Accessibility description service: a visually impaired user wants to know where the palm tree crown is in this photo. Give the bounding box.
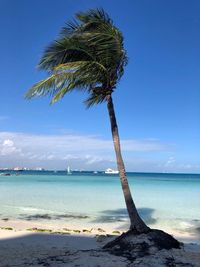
[26,8,128,106]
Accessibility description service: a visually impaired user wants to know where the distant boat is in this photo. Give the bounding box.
[105,168,119,174]
[67,166,72,175]
[93,171,98,174]
[35,167,45,171]
[13,167,24,171]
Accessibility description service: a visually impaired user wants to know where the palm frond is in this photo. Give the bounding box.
[50,86,70,104]
[26,8,128,107]
[76,8,112,25]
[54,60,108,75]
[38,38,94,71]
[84,92,107,108]
[25,72,74,99]
[54,61,109,87]
[60,19,80,37]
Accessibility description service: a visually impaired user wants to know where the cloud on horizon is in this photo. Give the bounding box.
[0,131,199,172]
[0,131,169,170]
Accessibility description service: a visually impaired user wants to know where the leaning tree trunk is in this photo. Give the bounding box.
[107,94,149,233]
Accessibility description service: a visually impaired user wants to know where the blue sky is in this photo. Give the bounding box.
[0,0,199,172]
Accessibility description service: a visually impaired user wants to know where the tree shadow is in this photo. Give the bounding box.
[0,232,104,266]
[92,207,157,225]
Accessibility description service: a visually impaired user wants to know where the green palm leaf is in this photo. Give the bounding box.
[26,8,128,106]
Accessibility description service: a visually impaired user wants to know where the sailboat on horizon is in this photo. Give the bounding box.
[67,166,72,175]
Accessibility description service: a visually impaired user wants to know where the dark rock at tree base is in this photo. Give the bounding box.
[103,229,181,260]
[147,229,181,250]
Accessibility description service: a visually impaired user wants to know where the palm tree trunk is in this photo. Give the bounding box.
[107,94,150,233]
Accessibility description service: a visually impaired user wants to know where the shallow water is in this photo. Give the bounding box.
[0,171,200,243]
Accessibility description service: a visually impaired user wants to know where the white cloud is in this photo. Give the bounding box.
[0,139,21,156]
[0,131,167,170]
[121,139,165,152]
[164,156,176,167]
[161,156,200,173]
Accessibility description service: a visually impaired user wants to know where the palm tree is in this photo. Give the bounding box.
[26,8,149,233]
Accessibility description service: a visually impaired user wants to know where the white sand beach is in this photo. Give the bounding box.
[0,221,200,267]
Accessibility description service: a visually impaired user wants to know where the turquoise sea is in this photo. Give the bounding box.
[0,171,200,243]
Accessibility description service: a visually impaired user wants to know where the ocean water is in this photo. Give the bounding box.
[0,171,200,243]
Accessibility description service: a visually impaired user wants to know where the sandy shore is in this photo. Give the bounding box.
[0,220,200,266]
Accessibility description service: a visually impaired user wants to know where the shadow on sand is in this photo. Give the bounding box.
[0,232,103,267]
[92,207,157,225]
